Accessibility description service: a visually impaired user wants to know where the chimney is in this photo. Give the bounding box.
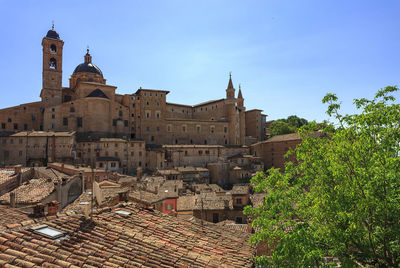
[84,203,90,219]
[79,172,85,192]
[47,201,59,216]
[33,203,45,218]
[10,192,16,208]
[118,191,128,202]
[13,165,21,175]
[137,167,142,181]
[55,182,62,203]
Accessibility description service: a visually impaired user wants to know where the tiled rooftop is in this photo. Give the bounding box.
[177,193,234,211]
[0,207,32,230]
[0,203,255,267]
[230,185,251,195]
[0,177,55,204]
[0,169,17,185]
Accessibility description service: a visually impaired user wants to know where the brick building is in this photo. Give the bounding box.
[0,27,266,148]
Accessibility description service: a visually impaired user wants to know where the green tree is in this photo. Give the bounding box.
[244,86,400,267]
[269,115,308,137]
[286,115,308,128]
[269,120,297,137]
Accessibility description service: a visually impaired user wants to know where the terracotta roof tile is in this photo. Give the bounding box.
[0,202,254,267]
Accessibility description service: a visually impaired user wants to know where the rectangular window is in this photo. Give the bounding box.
[1,123,5,129]
[18,151,22,157]
[196,125,201,133]
[24,124,27,130]
[19,139,23,144]
[113,119,117,126]
[182,125,186,132]
[124,120,128,127]
[4,151,9,159]
[224,126,228,133]
[77,117,83,127]
[8,118,11,122]
[146,127,150,132]
[156,111,160,119]
[63,117,68,126]
[52,114,55,119]
[32,115,36,121]
[13,123,18,130]
[167,124,172,132]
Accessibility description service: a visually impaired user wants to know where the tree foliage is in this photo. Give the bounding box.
[245,86,400,267]
[269,115,308,137]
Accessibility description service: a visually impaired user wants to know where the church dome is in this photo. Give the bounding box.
[73,49,103,77]
[73,62,103,77]
[46,29,60,39]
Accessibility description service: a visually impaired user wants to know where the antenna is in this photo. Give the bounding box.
[52,21,54,30]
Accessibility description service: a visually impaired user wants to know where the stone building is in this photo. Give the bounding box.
[0,131,75,167]
[250,133,303,171]
[245,109,267,143]
[75,138,146,173]
[0,26,266,147]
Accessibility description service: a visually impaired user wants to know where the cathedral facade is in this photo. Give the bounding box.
[0,27,266,146]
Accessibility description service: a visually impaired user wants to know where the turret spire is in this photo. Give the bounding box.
[226,72,235,99]
[238,84,243,99]
[227,72,234,90]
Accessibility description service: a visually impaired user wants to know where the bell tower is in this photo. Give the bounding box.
[40,24,64,107]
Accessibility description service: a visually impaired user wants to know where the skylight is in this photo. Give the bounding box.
[31,225,65,239]
[115,210,131,215]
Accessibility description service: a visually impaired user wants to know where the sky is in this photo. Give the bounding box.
[0,0,399,123]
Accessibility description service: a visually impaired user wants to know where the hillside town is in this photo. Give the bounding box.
[0,26,308,266]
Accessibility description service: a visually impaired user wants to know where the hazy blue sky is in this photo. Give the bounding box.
[1,0,399,122]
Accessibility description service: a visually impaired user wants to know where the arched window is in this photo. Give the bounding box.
[49,58,56,69]
[50,44,57,53]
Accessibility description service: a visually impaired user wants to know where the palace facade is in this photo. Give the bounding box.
[0,26,266,146]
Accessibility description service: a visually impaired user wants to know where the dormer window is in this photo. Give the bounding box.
[50,44,57,53]
[49,58,56,69]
